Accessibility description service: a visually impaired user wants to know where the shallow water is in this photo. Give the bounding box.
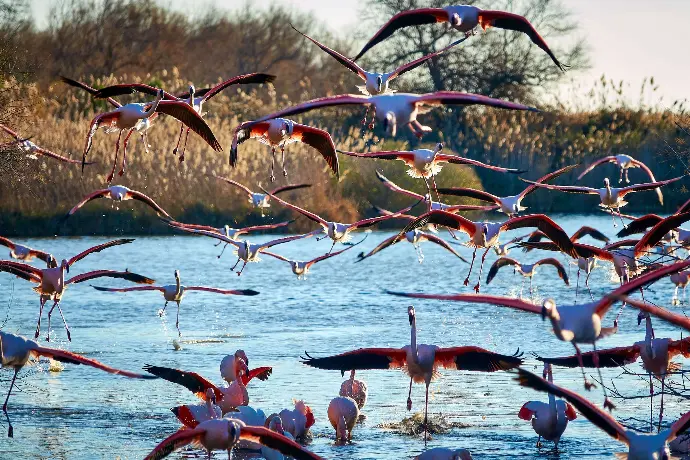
[0,214,689,459]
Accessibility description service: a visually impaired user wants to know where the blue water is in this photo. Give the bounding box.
[0,214,687,459]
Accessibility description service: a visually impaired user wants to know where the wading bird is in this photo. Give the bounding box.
[486,257,569,297]
[328,396,359,443]
[91,270,259,335]
[0,236,55,267]
[301,305,523,444]
[212,175,311,217]
[62,185,172,220]
[356,228,467,264]
[353,5,569,71]
[220,350,272,385]
[0,124,90,165]
[278,400,317,440]
[0,330,155,437]
[266,238,363,279]
[671,271,690,305]
[340,370,368,409]
[578,154,664,203]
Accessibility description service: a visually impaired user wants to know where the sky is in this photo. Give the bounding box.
[29,0,690,108]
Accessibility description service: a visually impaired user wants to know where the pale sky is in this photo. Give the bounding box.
[30,0,690,108]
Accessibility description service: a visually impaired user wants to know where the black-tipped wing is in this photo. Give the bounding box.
[301,348,407,373]
[155,101,222,151]
[437,347,523,372]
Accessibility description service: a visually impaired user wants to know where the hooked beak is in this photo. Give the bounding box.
[376,75,383,92]
[540,305,547,321]
[637,315,643,326]
[451,13,462,27]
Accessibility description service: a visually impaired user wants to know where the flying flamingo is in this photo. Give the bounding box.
[171,388,222,428]
[0,124,91,165]
[91,270,260,336]
[514,367,690,460]
[0,330,156,437]
[578,154,664,203]
[537,311,690,433]
[339,142,527,201]
[328,396,359,443]
[356,229,468,264]
[414,448,473,460]
[301,305,523,444]
[518,363,577,450]
[398,209,577,292]
[211,175,311,217]
[0,239,154,341]
[143,418,323,460]
[0,236,55,267]
[266,238,364,279]
[82,88,222,183]
[278,400,317,440]
[62,185,173,221]
[340,370,368,409]
[615,197,690,239]
[437,165,579,216]
[524,226,610,249]
[231,118,338,181]
[93,73,276,161]
[485,257,569,297]
[386,260,690,411]
[520,176,684,227]
[352,5,569,71]
[245,91,537,138]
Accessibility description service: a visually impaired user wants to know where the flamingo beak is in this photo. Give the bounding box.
[451,13,462,27]
[540,305,547,321]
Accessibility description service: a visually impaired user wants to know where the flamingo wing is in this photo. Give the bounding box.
[292,25,366,79]
[155,101,222,151]
[576,156,616,180]
[0,124,21,140]
[0,235,16,250]
[64,188,111,217]
[183,287,260,296]
[301,348,408,372]
[60,76,121,108]
[0,260,42,274]
[401,210,476,237]
[435,154,526,174]
[385,291,543,315]
[158,219,221,234]
[375,170,425,200]
[570,226,609,244]
[619,176,684,197]
[241,220,294,233]
[261,189,328,226]
[34,146,89,165]
[519,180,599,195]
[143,427,206,460]
[211,175,254,199]
[436,346,524,372]
[634,212,690,257]
[352,200,421,229]
[668,337,690,359]
[388,37,466,80]
[519,164,580,199]
[355,234,401,262]
[91,285,163,293]
[501,214,578,258]
[66,270,155,285]
[486,257,520,284]
[262,251,291,264]
[418,233,468,262]
[259,232,316,250]
[242,367,273,385]
[677,197,690,214]
[619,296,690,332]
[630,158,664,204]
[229,121,270,167]
[127,190,173,219]
[143,365,221,401]
[668,410,690,441]
[291,123,339,176]
[415,91,538,112]
[436,187,500,204]
[250,94,370,125]
[201,73,276,101]
[67,238,134,266]
[239,425,323,460]
[94,83,177,100]
[0,263,42,283]
[534,258,569,284]
[308,239,361,266]
[616,214,663,238]
[33,346,157,379]
[513,368,628,442]
[270,184,312,195]
[165,225,242,248]
[536,345,641,369]
[353,8,449,61]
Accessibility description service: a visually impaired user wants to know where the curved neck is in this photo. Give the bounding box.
[410,317,418,359]
[645,315,655,341]
[142,91,163,117]
[175,273,181,296]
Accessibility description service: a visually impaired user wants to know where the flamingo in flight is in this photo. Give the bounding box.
[93,73,276,161]
[143,417,322,460]
[514,367,690,460]
[521,176,684,227]
[266,237,364,279]
[537,311,690,433]
[352,5,569,71]
[356,228,468,265]
[518,363,577,451]
[0,330,156,437]
[340,142,527,201]
[91,270,260,336]
[231,118,338,181]
[82,88,222,183]
[301,305,524,444]
[264,187,420,253]
[437,164,579,216]
[62,185,172,221]
[386,260,690,411]
[0,124,90,165]
[211,174,311,217]
[399,209,577,292]
[245,91,537,138]
[0,236,55,267]
[578,154,664,202]
[485,257,569,297]
[0,239,154,341]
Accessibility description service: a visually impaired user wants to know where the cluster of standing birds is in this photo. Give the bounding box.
[4,4,690,460]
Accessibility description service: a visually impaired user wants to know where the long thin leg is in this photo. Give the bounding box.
[119,128,134,176]
[423,178,433,211]
[217,242,230,259]
[431,175,440,202]
[536,435,542,448]
[473,247,491,293]
[575,269,581,303]
[46,300,60,342]
[592,342,615,410]
[281,146,287,177]
[231,258,241,271]
[585,270,594,300]
[464,249,477,286]
[107,130,123,184]
[619,168,624,183]
[610,209,617,228]
[617,206,626,228]
[35,297,47,338]
[159,301,168,317]
[573,343,595,390]
[658,376,666,433]
[649,373,654,432]
[56,303,71,342]
[237,260,248,276]
[3,367,19,437]
[175,301,181,337]
[529,277,533,298]
[328,239,336,254]
[172,123,184,155]
[406,378,413,410]
[180,128,190,162]
[423,383,430,446]
[270,147,276,182]
[624,168,630,184]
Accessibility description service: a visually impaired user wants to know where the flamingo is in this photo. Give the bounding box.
[62,185,173,221]
[670,271,690,305]
[518,363,577,450]
[82,88,222,183]
[398,210,577,292]
[353,5,569,71]
[266,237,364,279]
[278,400,317,440]
[263,416,296,460]
[233,405,268,450]
[521,176,684,227]
[328,396,359,443]
[219,350,273,386]
[231,118,338,181]
[340,370,368,409]
[301,305,523,444]
[93,73,276,161]
[492,233,533,257]
[578,154,664,203]
[91,270,260,336]
[340,142,527,201]
[0,236,55,267]
[414,448,473,460]
[171,388,222,428]
[0,330,156,437]
[514,367,690,460]
[615,197,690,239]
[211,175,311,216]
[0,124,91,165]
[386,260,690,410]
[0,238,153,341]
[245,91,537,138]
[485,257,569,297]
[143,417,322,460]
[537,311,690,433]
[437,165,579,216]
[356,229,467,264]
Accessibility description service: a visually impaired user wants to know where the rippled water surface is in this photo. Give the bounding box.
[1,214,689,459]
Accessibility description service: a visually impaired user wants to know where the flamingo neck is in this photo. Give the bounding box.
[174,273,181,297]
[142,91,163,118]
[645,316,655,341]
[410,318,418,360]
[546,370,556,411]
[206,397,215,418]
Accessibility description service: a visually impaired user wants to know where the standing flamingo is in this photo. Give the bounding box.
[0,236,55,267]
[301,305,523,444]
[328,396,359,443]
[671,271,690,305]
[340,370,368,409]
[0,124,91,165]
[278,400,317,440]
[211,175,311,216]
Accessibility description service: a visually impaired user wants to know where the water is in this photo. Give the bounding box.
[0,214,688,459]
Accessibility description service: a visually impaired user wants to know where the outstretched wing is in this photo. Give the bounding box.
[155,101,222,151]
[415,91,538,112]
[143,427,206,460]
[67,239,134,266]
[241,366,273,385]
[301,348,407,373]
[435,346,524,372]
[577,156,616,180]
[418,233,468,262]
[291,25,366,79]
[66,270,155,285]
[201,73,276,101]
[127,190,173,219]
[35,347,157,379]
[570,226,609,244]
[239,425,324,460]
[616,214,663,238]
[534,258,569,285]
[519,164,580,199]
[486,257,520,284]
[536,345,641,369]
[389,37,467,80]
[386,291,543,315]
[292,124,339,177]
[142,364,221,401]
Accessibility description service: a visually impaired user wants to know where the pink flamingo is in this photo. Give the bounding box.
[211,175,311,216]
[578,154,664,203]
[485,257,569,297]
[63,185,172,220]
[266,238,364,279]
[356,229,467,265]
[0,236,55,267]
[0,124,92,165]
[171,388,222,428]
[328,396,359,443]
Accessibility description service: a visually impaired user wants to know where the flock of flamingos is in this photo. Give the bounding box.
[3,4,690,459]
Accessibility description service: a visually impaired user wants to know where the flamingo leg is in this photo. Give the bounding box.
[159,301,168,317]
[46,299,60,342]
[281,145,287,177]
[592,342,615,410]
[585,270,594,300]
[231,258,241,271]
[422,383,430,446]
[529,276,533,298]
[658,376,666,432]
[618,167,624,183]
[423,178,433,211]
[618,207,627,228]
[406,378,413,411]
[172,123,184,155]
[141,130,150,153]
[106,130,123,184]
[649,373,654,432]
[575,269,580,303]
[624,168,630,184]
[674,286,680,305]
[175,301,181,337]
[573,343,595,390]
[609,209,617,228]
[56,302,71,342]
[179,128,190,162]
[217,242,230,259]
[536,435,542,448]
[119,128,134,177]
[431,175,440,202]
[35,296,47,339]
[472,247,491,293]
[270,147,276,182]
[464,249,477,286]
[3,368,18,437]
[236,260,248,276]
[328,239,337,254]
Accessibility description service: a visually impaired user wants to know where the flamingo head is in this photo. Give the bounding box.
[637,310,650,326]
[223,224,231,237]
[454,450,473,460]
[60,259,69,274]
[174,269,180,279]
[376,74,383,92]
[156,88,165,99]
[481,224,489,239]
[542,362,552,380]
[382,112,397,136]
[235,357,248,378]
[434,142,443,153]
[188,84,195,98]
[227,420,241,446]
[268,415,284,435]
[408,305,415,325]
[280,120,294,138]
[205,388,216,405]
[603,177,610,187]
[235,349,248,367]
[349,369,356,380]
[541,299,557,321]
[450,13,462,27]
[47,255,58,268]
